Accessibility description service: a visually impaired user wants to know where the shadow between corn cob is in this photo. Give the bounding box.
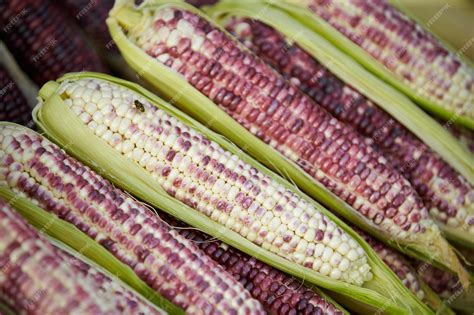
[0,197,163,314]
[58,0,117,54]
[33,71,435,314]
[0,123,264,314]
[269,0,474,130]
[205,2,474,250]
[105,0,468,286]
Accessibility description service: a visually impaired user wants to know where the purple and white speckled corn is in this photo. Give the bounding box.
[125,6,440,244]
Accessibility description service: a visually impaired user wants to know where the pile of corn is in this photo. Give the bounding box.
[0,0,472,314]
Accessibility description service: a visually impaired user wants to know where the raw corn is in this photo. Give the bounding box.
[220,16,474,245]
[47,77,371,286]
[277,0,474,127]
[163,214,345,314]
[0,123,264,314]
[0,0,108,86]
[0,198,162,315]
[108,1,466,281]
[0,65,32,126]
[35,72,437,314]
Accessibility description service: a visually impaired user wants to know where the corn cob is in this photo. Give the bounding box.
[0,198,162,315]
[108,0,466,279]
[0,124,264,314]
[0,0,108,86]
[35,73,436,314]
[0,65,32,126]
[274,0,474,128]
[219,16,474,246]
[120,2,424,238]
[162,214,345,315]
[208,1,474,183]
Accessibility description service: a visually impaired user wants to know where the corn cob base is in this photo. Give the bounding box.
[0,123,264,314]
[221,17,474,240]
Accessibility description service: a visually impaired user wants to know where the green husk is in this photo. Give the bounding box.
[106,0,469,286]
[205,0,474,261]
[268,0,474,130]
[33,71,433,314]
[0,183,182,315]
[449,283,474,313]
